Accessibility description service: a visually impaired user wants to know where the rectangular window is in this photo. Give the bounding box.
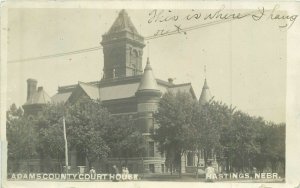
[149,164,155,173]
[161,164,165,173]
[187,152,194,166]
[149,141,154,157]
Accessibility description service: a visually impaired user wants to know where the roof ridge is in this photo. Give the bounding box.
[168,83,192,88]
[79,81,98,87]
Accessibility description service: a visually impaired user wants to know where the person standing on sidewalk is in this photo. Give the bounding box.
[205,161,216,182]
[112,165,119,182]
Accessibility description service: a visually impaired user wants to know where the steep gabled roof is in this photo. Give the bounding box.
[78,82,100,100]
[51,92,72,104]
[52,82,100,104]
[168,83,197,99]
[108,9,139,34]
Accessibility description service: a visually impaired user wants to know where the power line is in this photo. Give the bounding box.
[8,46,103,63]
[8,10,256,64]
[7,19,235,63]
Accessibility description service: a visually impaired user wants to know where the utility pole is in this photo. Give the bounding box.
[63,116,69,175]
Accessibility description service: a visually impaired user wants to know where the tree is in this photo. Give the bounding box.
[154,91,198,177]
[35,103,66,172]
[193,100,234,175]
[103,115,147,166]
[7,104,38,173]
[65,98,111,168]
[6,103,23,121]
[220,111,263,172]
[271,123,285,175]
[255,122,285,174]
[35,98,111,170]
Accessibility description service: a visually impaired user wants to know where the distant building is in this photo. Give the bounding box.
[22,10,217,174]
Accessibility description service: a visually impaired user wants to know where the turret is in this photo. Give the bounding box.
[199,78,212,105]
[135,58,161,133]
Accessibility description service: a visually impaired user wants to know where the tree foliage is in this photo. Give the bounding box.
[7,98,149,172]
[220,111,264,172]
[104,115,147,162]
[154,91,198,176]
[193,100,234,168]
[7,91,285,176]
[65,98,111,167]
[7,104,38,172]
[35,103,66,171]
[154,91,286,175]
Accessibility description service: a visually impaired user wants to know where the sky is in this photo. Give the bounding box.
[6,8,287,123]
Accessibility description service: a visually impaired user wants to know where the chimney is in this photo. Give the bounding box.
[27,78,37,101]
[168,78,174,84]
[37,86,43,92]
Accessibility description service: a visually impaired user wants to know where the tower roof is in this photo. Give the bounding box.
[136,58,161,97]
[137,58,159,91]
[108,9,139,34]
[199,79,212,105]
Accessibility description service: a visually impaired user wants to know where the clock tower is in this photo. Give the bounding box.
[101,10,145,80]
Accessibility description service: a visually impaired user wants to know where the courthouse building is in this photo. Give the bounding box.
[22,10,218,174]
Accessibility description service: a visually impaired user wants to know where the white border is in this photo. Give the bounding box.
[1,1,300,188]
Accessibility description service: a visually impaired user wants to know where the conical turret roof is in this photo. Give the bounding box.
[108,9,139,34]
[136,58,161,97]
[199,79,212,105]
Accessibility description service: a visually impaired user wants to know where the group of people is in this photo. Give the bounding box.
[89,166,96,175]
[121,166,129,175]
[112,165,130,182]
